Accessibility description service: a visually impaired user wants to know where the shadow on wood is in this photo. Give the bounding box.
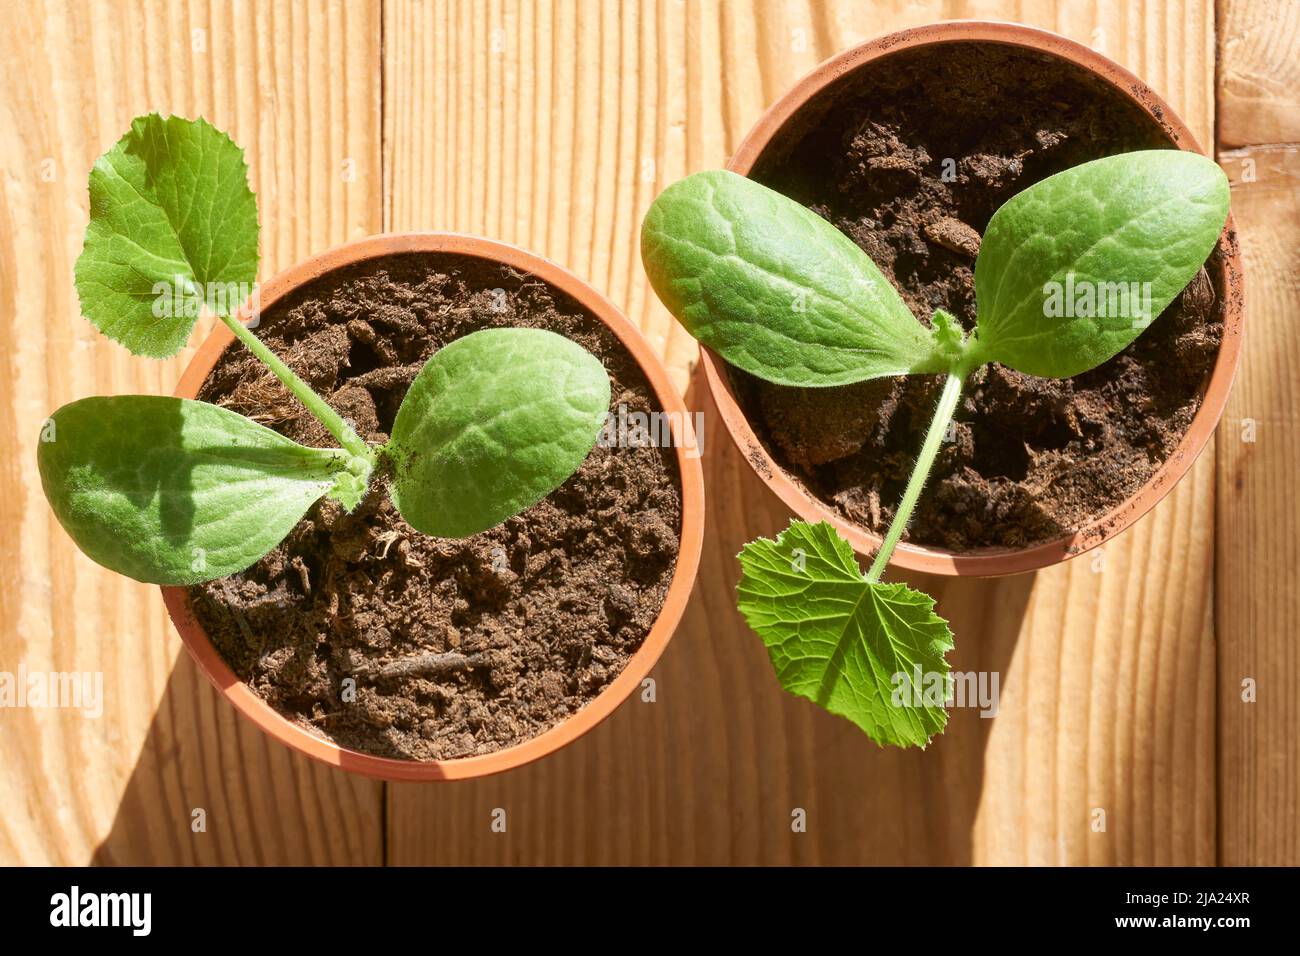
[90,651,383,866]
[381,366,1035,864]
[90,363,1033,865]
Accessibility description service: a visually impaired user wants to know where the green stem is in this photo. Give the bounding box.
[217,313,374,462]
[865,371,965,583]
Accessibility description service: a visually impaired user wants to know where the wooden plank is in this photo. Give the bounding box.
[383,0,1218,865]
[1215,139,1300,865]
[1218,0,1300,148]
[0,0,384,865]
[1215,144,1300,866]
[1216,0,1300,872]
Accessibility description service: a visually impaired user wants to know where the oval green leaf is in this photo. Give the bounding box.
[973,150,1229,378]
[39,397,356,584]
[387,328,610,538]
[641,170,945,386]
[74,114,260,358]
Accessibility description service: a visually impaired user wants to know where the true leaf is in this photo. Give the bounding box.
[931,308,965,361]
[737,520,953,747]
[973,149,1229,378]
[641,170,946,386]
[74,114,260,358]
[38,396,360,584]
[387,328,610,538]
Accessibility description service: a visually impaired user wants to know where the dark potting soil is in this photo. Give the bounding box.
[188,253,682,760]
[740,42,1225,551]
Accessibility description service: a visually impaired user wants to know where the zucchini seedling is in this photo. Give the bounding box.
[642,150,1229,747]
[40,115,609,585]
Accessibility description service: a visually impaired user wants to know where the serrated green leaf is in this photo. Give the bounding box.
[930,307,965,363]
[387,328,610,538]
[737,520,954,748]
[38,396,359,584]
[74,114,260,358]
[641,170,946,386]
[973,150,1229,378]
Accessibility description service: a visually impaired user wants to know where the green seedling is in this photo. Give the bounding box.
[40,114,610,585]
[643,150,1229,747]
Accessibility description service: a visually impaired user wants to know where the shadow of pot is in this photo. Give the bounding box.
[163,233,705,781]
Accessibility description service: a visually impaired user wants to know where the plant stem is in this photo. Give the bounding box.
[217,313,373,462]
[865,371,965,584]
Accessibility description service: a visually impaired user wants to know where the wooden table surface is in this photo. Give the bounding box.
[1,0,1296,866]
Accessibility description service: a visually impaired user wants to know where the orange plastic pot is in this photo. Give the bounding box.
[163,233,705,781]
[705,20,1244,577]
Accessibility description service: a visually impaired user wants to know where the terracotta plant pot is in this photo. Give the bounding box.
[704,20,1244,577]
[163,233,705,781]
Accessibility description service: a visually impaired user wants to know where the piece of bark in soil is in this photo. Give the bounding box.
[356,651,491,682]
[923,216,981,258]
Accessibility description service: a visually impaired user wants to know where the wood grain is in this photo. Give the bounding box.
[1218,0,1300,148]
[4,0,1273,867]
[1214,0,1300,871]
[0,0,384,865]
[382,0,1218,865]
[1214,142,1300,864]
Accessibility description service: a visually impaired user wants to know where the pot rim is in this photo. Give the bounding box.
[163,231,705,781]
[706,18,1244,577]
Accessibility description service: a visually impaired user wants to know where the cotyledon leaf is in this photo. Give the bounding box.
[641,170,948,386]
[973,149,1229,378]
[736,520,954,748]
[38,396,365,584]
[74,114,260,358]
[387,327,611,538]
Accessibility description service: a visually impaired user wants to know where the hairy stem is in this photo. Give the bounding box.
[865,371,965,583]
[218,313,373,462]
